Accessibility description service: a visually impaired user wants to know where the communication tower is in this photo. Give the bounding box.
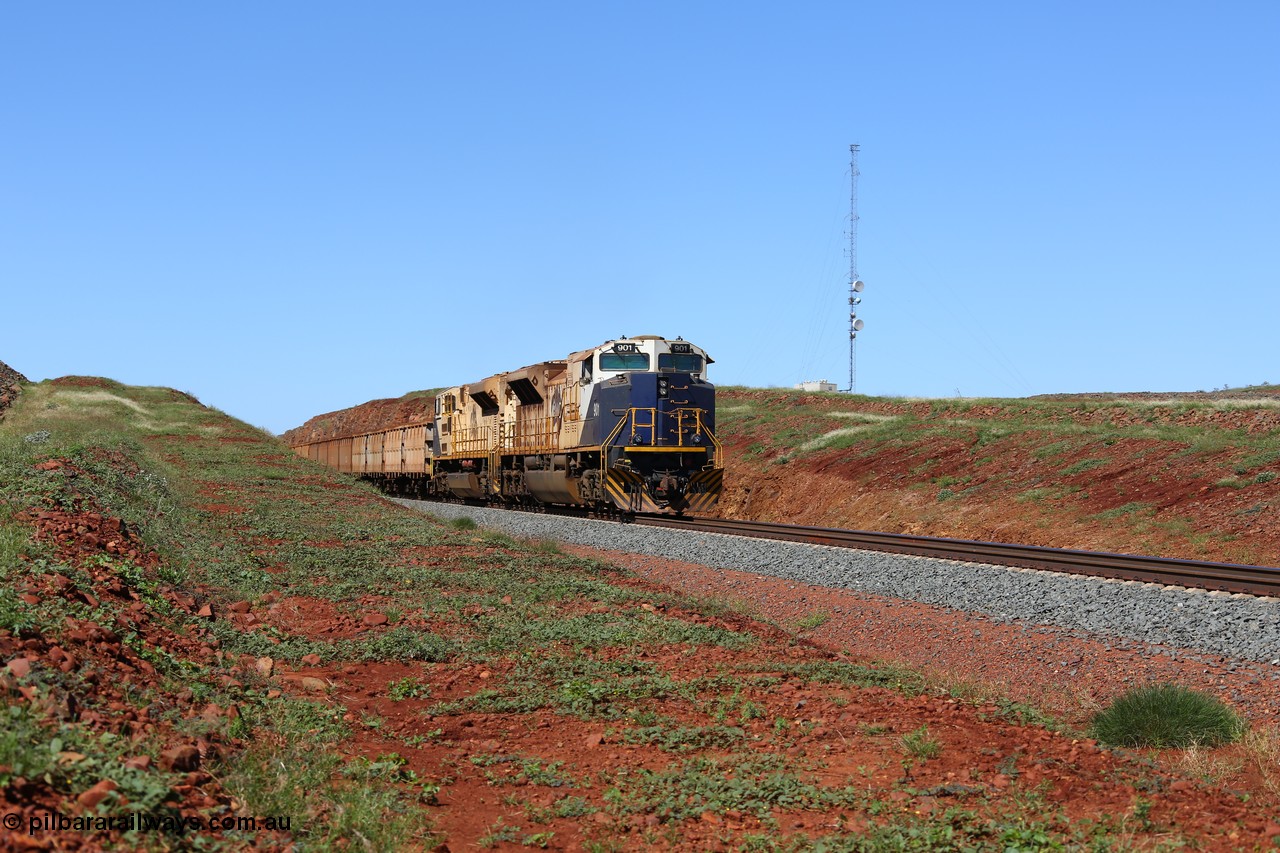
[843,144,865,393]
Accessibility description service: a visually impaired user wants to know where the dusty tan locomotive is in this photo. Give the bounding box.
[290,336,723,513]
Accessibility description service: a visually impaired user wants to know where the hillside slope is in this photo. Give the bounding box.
[280,388,435,445]
[0,358,28,416]
[715,387,1280,566]
[5,377,1279,848]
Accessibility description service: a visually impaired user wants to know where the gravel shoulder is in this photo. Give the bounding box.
[405,501,1280,726]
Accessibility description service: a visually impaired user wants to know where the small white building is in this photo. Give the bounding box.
[795,380,838,392]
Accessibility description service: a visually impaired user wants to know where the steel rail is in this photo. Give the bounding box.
[633,515,1280,598]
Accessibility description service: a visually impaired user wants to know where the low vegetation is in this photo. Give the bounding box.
[1,377,1276,849]
[1090,684,1246,749]
[716,386,1280,565]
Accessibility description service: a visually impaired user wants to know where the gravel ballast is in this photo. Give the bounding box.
[401,500,1280,665]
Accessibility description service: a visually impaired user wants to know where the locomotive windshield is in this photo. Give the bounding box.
[599,352,650,371]
[658,353,704,372]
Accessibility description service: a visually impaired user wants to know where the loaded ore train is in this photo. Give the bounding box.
[289,336,724,514]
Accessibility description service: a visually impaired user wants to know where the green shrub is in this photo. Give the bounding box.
[1090,684,1244,748]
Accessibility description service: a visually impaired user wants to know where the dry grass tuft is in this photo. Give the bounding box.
[1241,725,1280,798]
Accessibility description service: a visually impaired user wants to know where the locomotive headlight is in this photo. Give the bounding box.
[658,377,669,399]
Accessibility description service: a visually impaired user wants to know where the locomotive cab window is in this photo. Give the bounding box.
[599,352,650,371]
[658,353,704,373]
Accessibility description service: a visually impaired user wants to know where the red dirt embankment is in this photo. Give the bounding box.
[714,387,1280,566]
[0,358,28,416]
[281,390,435,446]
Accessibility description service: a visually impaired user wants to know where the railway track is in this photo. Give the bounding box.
[634,514,1280,598]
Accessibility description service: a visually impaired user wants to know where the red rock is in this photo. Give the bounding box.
[228,601,251,614]
[584,733,604,749]
[1170,780,1194,793]
[6,657,31,678]
[19,593,40,605]
[301,654,322,666]
[124,755,152,770]
[76,779,118,810]
[196,604,214,619]
[362,612,388,627]
[160,746,201,772]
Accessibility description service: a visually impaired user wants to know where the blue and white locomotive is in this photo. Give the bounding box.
[430,336,723,513]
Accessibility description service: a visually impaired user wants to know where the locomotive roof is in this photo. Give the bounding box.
[568,335,710,363]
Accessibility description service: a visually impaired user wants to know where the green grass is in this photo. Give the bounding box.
[0,383,458,846]
[621,722,748,753]
[471,753,577,788]
[601,754,864,821]
[0,702,181,818]
[751,659,929,695]
[1090,684,1246,748]
[900,725,942,760]
[388,676,431,700]
[430,655,686,718]
[791,610,830,631]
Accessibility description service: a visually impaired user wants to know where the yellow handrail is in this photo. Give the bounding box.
[601,407,722,468]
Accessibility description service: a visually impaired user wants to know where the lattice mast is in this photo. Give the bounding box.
[844,144,865,393]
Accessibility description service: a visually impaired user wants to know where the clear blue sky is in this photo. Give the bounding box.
[4,2,1277,433]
